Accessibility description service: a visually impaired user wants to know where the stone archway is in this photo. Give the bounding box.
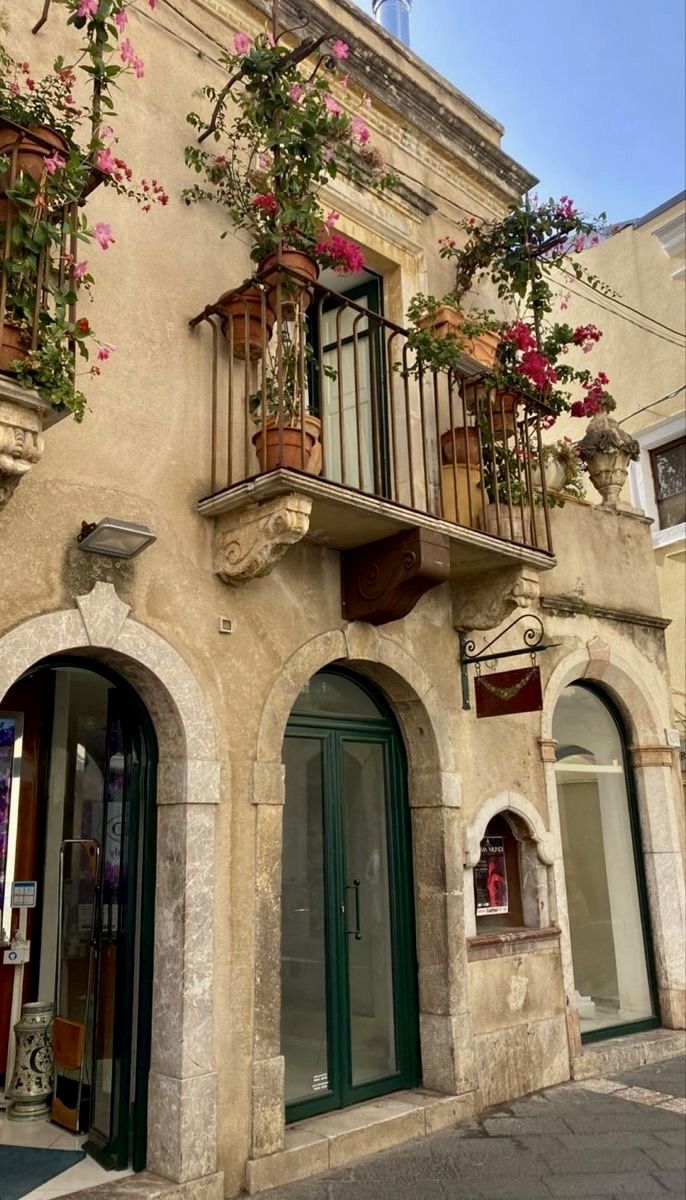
[249,623,475,1161]
[539,645,686,1047]
[0,583,223,1197]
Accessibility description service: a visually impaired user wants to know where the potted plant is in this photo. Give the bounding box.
[249,325,333,473]
[1,1,167,436]
[184,28,395,323]
[575,381,640,506]
[404,291,502,377]
[531,437,586,501]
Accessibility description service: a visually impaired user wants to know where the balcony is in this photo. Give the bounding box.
[191,267,556,618]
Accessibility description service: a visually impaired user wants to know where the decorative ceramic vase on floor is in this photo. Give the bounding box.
[531,454,566,493]
[578,412,640,507]
[7,1000,54,1121]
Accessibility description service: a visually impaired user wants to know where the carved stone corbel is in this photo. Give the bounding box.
[452,565,540,632]
[0,383,48,511]
[213,493,312,585]
[341,527,450,625]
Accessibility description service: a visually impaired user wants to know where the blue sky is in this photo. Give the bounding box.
[354,0,686,222]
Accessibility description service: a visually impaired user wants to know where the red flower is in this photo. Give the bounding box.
[253,193,278,215]
[76,318,90,334]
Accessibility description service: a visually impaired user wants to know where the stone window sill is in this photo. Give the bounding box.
[467,925,561,961]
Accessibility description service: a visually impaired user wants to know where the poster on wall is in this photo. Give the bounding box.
[474,836,509,916]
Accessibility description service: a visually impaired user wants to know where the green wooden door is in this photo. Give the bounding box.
[281,670,420,1122]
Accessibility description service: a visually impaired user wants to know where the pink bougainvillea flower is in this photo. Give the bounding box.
[289,83,303,102]
[97,344,115,361]
[114,7,127,29]
[515,349,557,389]
[73,261,89,280]
[93,222,115,250]
[325,209,340,230]
[148,0,157,7]
[315,233,365,274]
[77,0,98,18]
[331,39,349,60]
[339,75,349,89]
[233,31,251,54]
[252,193,278,215]
[257,152,272,170]
[133,56,144,78]
[43,150,65,176]
[351,115,370,144]
[573,234,586,254]
[502,321,536,352]
[324,94,342,116]
[120,38,136,66]
[96,146,117,174]
[99,123,115,140]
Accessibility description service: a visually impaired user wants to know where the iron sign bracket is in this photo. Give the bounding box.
[459,614,560,711]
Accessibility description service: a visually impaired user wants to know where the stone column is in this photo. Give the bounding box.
[251,760,287,1158]
[147,760,222,1190]
[631,747,686,1030]
[410,770,477,1095]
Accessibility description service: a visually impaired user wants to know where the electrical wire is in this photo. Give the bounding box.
[557,264,686,340]
[618,385,686,425]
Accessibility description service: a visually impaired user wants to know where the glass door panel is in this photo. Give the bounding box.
[281,736,330,1106]
[342,740,397,1087]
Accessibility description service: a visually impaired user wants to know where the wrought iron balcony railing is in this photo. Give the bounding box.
[193,269,555,556]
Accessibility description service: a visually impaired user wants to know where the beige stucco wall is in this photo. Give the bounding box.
[552,198,686,742]
[1,3,685,1197]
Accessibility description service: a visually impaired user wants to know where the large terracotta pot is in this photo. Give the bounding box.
[441,425,480,465]
[420,305,500,370]
[217,286,275,361]
[478,502,532,545]
[252,414,322,474]
[0,321,30,373]
[258,249,319,317]
[0,125,68,189]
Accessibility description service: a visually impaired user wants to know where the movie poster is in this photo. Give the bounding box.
[474,835,509,916]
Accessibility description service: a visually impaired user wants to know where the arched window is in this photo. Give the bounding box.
[553,683,658,1041]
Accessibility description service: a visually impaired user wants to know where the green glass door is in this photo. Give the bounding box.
[281,671,419,1122]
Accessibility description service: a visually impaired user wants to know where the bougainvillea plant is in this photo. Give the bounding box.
[0,1,166,418]
[184,29,396,271]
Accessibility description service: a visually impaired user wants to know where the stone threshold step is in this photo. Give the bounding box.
[245,1088,479,1194]
[572,1027,686,1081]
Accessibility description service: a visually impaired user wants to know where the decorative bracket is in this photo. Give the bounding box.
[341,527,450,625]
[459,613,559,710]
[213,493,312,586]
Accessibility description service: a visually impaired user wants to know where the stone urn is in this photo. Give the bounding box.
[578,412,640,507]
[7,1000,54,1121]
[0,377,64,510]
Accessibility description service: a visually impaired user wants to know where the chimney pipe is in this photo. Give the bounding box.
[373,0,412,47]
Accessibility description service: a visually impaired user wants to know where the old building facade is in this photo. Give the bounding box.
[0,1,684,1198]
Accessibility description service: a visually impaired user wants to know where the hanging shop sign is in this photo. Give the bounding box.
[474,664,543,719]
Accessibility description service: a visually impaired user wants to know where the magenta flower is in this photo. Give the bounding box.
[324,94,342,116]
[325,210,340,230]
[97,344,115,361]
[92,222,115,250]
[77,0,98,17]
[73,261,89,280]
[332,40,349,60]
[114,7,127,29]
[233,32,251,54]
[148,0,157,7]
[315,233,365,275]
[96,147,117,174]
[43,150,65,176]
[133,55,144,78]
[289,83,303,102]
[120,38,136,66]
[351,115,370,144]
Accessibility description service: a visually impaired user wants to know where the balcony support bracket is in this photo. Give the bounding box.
[341,527,450,626]
[214,492,312,586]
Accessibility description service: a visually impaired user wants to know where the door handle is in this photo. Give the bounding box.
[345,880,362,941]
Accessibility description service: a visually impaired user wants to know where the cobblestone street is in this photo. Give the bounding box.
[261,1056,686,1200]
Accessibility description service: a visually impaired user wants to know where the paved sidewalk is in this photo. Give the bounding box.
[260,1055,686,1199]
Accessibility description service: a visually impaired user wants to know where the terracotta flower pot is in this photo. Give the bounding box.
[0,321,30,374]
[478,502,532,545]
[441,425,480,465]
[252,424,318,472]
[217,287,275,361]
[468,388,518,437]
[420,306,500,370]
[0,125,68,189]
[258,249,319,317]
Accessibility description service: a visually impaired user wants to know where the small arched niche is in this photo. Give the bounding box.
[464,798,555,941]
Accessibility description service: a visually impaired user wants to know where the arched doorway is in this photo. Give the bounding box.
[280,668,420,1122]
[0,658,157,1169]
[553,682,659,1042]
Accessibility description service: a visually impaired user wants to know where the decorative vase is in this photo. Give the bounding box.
[531,454,567,493]
[441,425,480,465]
[252,415,322,474]
[420,306,500,370]
[578,412,640,507]
[258,249,319,318]
[217,286,275,361]
[7,1000,54,1121]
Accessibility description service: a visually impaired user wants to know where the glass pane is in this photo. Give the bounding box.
[342,740,397,1086]
[553,685,654,1034]
[281,737,330,1104]
[292,672,380,720]
[321,336,375,491]
[653,441,685,529]
[0,715,22,942]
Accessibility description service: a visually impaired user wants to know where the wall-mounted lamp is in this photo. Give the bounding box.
[77,517,157,559]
